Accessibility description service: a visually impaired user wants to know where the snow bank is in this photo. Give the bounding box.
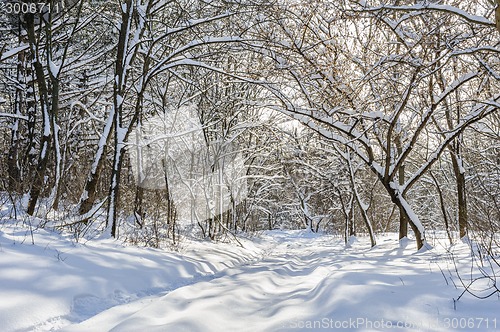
[1,224,499,332]
[0,223,266,332]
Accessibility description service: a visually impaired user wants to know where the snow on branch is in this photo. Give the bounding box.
[451,46,500,56]
[163,12,236,36]
[0,45,30,62]
[434,71,478,104]
[402,94,500,194]
[148,57,261,87]
[389,71,479,180]
[354,2,496,28]
[0,113,29,121]
[145,36,244,83]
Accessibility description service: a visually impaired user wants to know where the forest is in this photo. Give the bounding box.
[0,0,499,251]
[1,1,500,331]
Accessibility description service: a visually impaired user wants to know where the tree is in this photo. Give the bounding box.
[86,0,264,237]
[251,0,499,249]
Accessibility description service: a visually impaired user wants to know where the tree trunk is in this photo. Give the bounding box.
[26,16,52,216]
[347,156,376,247]
[106,130,125,237]
[348,200,355,237]
[133,187,144,228]
[396,139,408,240]
[8,116,21,191]
[49,68,61,211]
[79,108,114,215]
[430,171,453,244]
[27,123,51,216]
[8,47,24,192]
[104,0,134,237]
[23,57,37,174]
[451,154,468,238]
[163,159,177,241]
[495,0,500,33]
[386,182,425,249]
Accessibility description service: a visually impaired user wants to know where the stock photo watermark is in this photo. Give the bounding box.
[287,316,498,330]
[126,105,248,222]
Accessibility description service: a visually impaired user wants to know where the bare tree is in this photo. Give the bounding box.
[252,0,499,249]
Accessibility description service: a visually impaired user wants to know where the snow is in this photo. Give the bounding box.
[0,113,29,121]
[43,105,51,137]
[91,107,114,173]
[358,2,495,27]
[115,95,123,109]
[49,60,61,78]
[435,72,478,104]
[0,45,30,61]
[397,192,425,236]
[0,222,265,332]
[457,157,466,175]
[1,223,499,332]
[40,141,49,160]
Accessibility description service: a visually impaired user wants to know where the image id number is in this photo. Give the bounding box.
[2,1,64,15]
[443,317,497,329]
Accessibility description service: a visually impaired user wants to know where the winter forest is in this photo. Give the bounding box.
[0,0,499,331]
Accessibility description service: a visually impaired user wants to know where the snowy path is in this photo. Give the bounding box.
[2,227,499,332]
[0,226,269,332]
[61,232,344,331]
[59,233,499,332]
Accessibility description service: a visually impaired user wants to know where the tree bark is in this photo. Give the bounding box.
[26,15,53,216]
[451,153,468,238]
[347,155,375,247]
[396,137,408,240]
[430,171,453,244]
[78,110,114,215]
[385,181,425,249]
[7,42,24,192]
[495,0,500,33]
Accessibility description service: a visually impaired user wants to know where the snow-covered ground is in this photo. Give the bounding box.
[1,222,499,332]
